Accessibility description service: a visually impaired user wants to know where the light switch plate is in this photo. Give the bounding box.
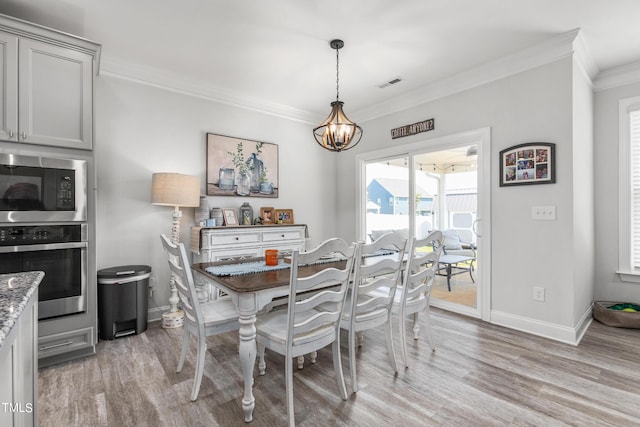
[532,206,556,220]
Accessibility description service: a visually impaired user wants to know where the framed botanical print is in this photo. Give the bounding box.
[206,133,279,198]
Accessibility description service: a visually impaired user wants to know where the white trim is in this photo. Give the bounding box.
[147,305,169,323]
[618,97,640,281]
[100,55,318,124]
[431,299,480,319]
[595,60,640,92]
[617,271,640,283]
[491,308,592,346]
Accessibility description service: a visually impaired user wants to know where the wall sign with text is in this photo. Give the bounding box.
[391,118,434,139]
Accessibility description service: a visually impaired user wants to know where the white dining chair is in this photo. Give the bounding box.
[255,238,359,427]
[160,234,240,401]
[397,230,444,367]
[367,230,444,368]
[338,232,408,392]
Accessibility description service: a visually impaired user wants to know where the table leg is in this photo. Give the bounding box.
[446,264,452,291]
[238,311,257,422]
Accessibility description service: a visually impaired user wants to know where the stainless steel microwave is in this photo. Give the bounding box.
[0,154,87,222]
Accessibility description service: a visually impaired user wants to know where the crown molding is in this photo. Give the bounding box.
[354,29,585,122]
[100,56,319,124]
[572,29,599,83]
[594,60,640,91]
[100,29,595,125]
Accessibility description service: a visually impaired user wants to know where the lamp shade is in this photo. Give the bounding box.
[151,173,200,207]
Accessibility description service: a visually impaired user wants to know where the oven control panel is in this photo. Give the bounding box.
[0,225,84,245]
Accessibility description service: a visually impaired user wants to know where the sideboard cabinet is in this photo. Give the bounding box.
[0,14,100,150]
[191,224,308,263]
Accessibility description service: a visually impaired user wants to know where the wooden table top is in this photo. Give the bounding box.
[192,257,347,293]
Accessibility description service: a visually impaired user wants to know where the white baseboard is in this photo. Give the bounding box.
[491,306,593,346]
[147,305,169,323]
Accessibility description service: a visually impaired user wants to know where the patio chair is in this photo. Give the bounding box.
[442,229,476,258]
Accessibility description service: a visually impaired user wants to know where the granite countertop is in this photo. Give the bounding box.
[0,271,44,349]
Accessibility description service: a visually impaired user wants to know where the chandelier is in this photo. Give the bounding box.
[313,39,363,152]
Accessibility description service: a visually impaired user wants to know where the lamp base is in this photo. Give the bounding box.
[162,309,184,329]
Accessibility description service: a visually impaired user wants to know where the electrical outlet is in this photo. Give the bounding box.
[533,286,545,302]
[532,206,556,220]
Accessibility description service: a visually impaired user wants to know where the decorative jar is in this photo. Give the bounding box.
[195,196,210,225]
[218,168,235,191]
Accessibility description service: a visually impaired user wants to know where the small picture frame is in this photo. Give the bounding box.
[260,207,275,224]
[275,209,294,224]
[222,208,238,226]
[499,142,556,187]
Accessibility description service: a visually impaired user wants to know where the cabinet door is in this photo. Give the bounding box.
[0,31,18,142]
[18,38,93,149]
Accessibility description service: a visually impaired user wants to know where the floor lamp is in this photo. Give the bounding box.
[151,172,200,328]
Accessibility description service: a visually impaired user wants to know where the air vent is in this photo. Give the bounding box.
[378,76,403,89]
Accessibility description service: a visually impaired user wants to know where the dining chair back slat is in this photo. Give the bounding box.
[160,234,239,401]
[255,237,359,427]
[396,230,444,367]
[345,231,408,391]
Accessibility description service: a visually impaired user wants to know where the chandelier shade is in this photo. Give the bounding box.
[313,39,362,152]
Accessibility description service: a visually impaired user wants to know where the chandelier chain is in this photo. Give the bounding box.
[335,47,340,101]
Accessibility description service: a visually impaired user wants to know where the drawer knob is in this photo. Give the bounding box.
[235,237,239,240]
[281,234,285,238]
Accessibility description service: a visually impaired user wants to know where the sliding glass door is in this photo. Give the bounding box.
[357,129,490,320]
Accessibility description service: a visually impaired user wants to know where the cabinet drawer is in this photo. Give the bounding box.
[208,247,262,261]
[263,229,305,242]
[207,232,261,247]
[38,327,93,359]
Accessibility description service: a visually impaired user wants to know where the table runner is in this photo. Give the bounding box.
[203,249,397,277]
[204,256,348,277]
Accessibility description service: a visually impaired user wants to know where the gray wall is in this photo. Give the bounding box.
[95,76,338,316]
[335,57,596,337]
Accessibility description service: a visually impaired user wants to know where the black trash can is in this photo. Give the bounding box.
[97,265,151,340]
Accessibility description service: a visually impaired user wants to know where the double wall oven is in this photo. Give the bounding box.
[0,153,88,320]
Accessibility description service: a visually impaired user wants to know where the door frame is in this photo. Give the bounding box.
[356,127,491,321]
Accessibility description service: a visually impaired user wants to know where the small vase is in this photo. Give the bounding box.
[195,196,210,225]
[236,172,250,196]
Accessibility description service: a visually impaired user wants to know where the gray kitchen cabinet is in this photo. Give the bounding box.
[0,289,38,427]
[0,14,100,150]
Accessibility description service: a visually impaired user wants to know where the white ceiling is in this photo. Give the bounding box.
[2,0,640,124]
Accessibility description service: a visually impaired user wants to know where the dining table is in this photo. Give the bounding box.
[191,256,347,423]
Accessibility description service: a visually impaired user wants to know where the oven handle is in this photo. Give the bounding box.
[0,241,87,253]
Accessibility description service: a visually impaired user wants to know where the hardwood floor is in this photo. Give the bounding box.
[38,308,640,426]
